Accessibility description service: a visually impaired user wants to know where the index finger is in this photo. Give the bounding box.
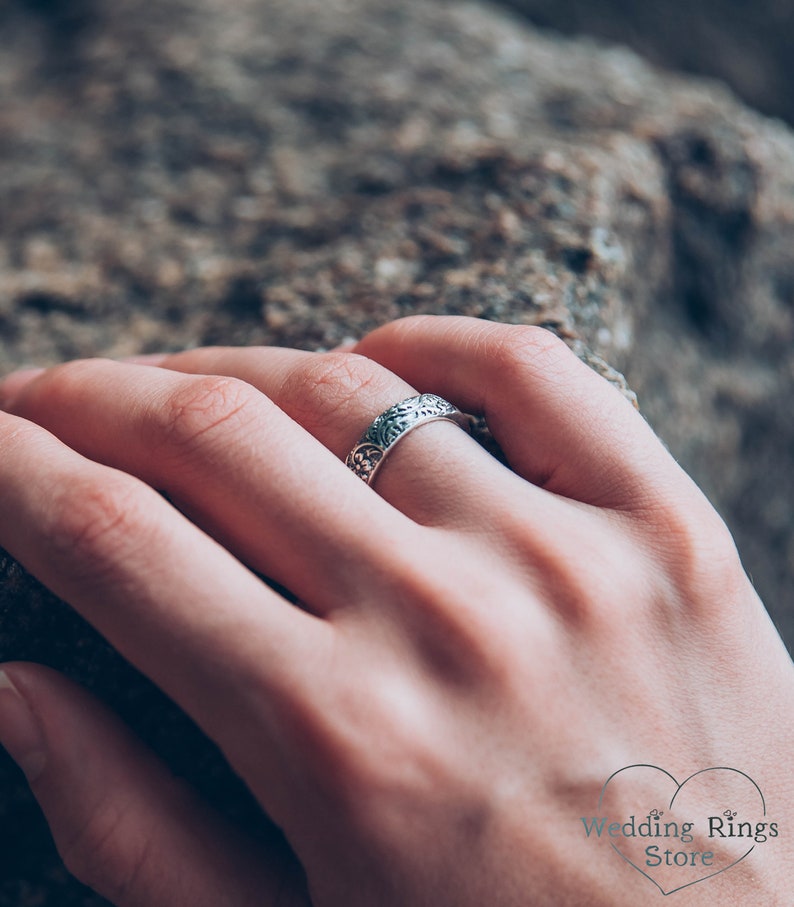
[0,411,328,775]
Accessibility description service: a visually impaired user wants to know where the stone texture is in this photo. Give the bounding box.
[1,0,793,901]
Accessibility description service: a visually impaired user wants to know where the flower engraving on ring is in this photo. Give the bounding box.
[348,443,385,480]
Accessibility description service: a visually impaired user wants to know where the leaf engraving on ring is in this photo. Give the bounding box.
[366,394,456,450]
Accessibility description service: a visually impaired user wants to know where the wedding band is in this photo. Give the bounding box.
[346,393,471,484]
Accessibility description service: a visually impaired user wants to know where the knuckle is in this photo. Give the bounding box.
[46,473,150,580]
[59,799,151,902]
[487,326,572,382]
[496,509,644,629]
[405,581,505,673]
[308,675,447,802]
[281,352,388,430]
[301,667,488,842]
[385,538,520,681]
[641,494,747,607]
[154,375,260,452]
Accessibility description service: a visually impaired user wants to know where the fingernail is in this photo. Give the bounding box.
[0,669,47,781]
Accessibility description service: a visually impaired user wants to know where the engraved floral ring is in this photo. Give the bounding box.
[345,393,472,485]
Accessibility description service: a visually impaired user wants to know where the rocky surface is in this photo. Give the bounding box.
[499,0,794,126]
[1,0,793,902]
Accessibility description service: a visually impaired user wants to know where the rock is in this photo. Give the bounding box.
[1,0,793,901]
[498,0,794,126]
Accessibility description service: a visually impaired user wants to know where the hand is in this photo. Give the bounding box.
[0,315,791,906]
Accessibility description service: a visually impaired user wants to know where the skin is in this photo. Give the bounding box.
[0,314,791,905]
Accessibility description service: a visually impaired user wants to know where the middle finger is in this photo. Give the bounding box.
[3,359,426,614]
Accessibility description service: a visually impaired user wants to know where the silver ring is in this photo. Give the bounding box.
[345,393,471,484]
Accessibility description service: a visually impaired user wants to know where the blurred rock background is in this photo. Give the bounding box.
[501,0,794,125]
[0,0,792,902]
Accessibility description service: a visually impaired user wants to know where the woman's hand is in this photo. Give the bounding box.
[0,315,791,906]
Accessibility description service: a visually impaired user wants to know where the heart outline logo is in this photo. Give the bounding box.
[597,764,766,896]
